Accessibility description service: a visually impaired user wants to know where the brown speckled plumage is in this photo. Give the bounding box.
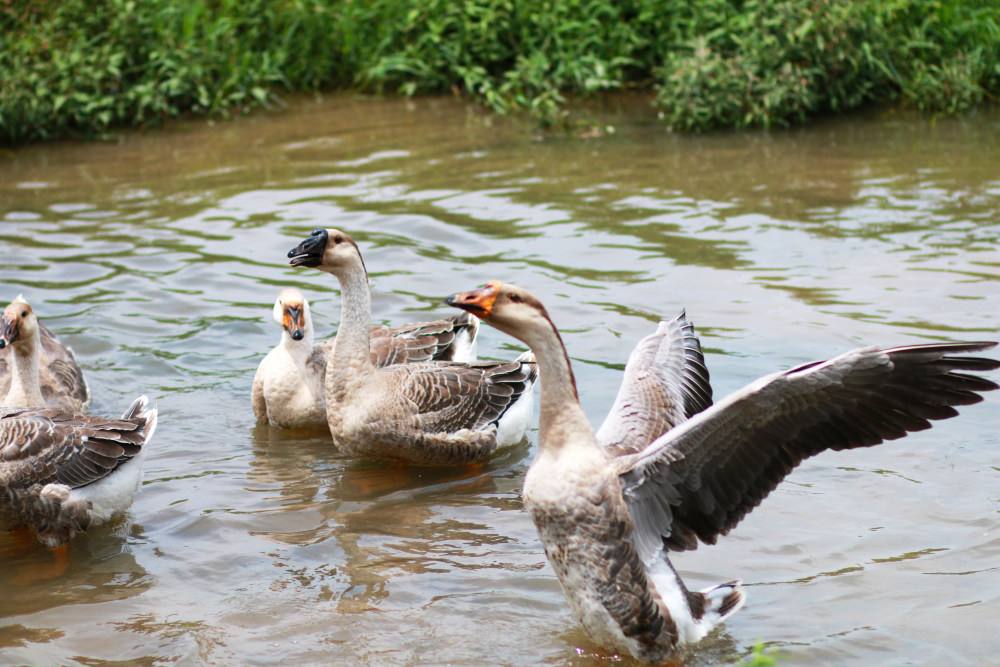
[0,397,157,547]
[0,296,90,411]
[253,287,480,431]
[448,280,999,663]
[531,470,680,662]
[366,312,479,365]
[287,228,536,464]
[303,312,480,377]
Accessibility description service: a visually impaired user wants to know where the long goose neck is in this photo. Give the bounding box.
[329,263,374,376]
[524,317,594,451]
[6,331,44,406]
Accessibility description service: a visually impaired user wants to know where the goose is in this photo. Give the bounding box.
[252,287,480,429]
[0,295,90,411]
[446,280,999,663]
[0,396,158,548]
[286,228,537,465]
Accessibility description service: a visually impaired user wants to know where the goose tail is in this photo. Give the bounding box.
[699,580,745,625]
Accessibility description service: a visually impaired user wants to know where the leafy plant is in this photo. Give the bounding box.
[1,0,997,143]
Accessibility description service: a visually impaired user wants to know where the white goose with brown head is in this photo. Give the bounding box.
[252,287,480,430]
[446,280,999,663]
[0,295,90,412]
[286,229,535,465]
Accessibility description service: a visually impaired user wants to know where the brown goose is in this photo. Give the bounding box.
[446,280,999,664]
[286,229,536,465]
[0,396,158,547]
[0,295,90,411]
[252,287,480,429]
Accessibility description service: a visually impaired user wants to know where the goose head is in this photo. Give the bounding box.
[272,288,311,342]
[446,281,554,348]
[287,227,367,279]
[0,295,38,350]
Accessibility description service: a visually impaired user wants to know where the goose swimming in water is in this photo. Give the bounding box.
[252,287,480,429]
[446,280,999,663]
[287,229,536,465]
[0,295,90,412]
[0,396,158,547]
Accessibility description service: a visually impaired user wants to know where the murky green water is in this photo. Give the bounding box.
[1,95,998,666]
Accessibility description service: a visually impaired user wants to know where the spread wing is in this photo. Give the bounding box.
[0,398,156,490]
[616,341,999,563]
[596,311,712,456]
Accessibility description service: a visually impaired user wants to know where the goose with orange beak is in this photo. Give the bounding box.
[285,228,535,464]
[253,287,482,430]
[447,280,999,663]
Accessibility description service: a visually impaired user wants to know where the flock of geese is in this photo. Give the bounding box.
[3,225,998,663]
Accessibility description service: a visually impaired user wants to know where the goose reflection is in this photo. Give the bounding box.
[0,519,153,616]
[247,424,529,614]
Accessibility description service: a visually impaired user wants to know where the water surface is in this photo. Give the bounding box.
[1,95,998,665]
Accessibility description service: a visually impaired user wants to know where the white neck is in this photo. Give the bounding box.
[518,317,594,451]
[5,332,45,407]
[280,323,314,365]
[327,262,374,385]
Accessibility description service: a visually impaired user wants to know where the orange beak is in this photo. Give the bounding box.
[282,303,306,340]
[445,281,501,319]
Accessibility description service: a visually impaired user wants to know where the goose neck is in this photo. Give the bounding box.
[5,335,44,406]
[525,322,592,450]
[330,266,374,371]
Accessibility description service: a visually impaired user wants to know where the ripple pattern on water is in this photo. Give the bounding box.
[0,96,998,666]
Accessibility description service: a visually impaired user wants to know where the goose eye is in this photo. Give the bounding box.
[508,294,521,303]
[20,310,27,317]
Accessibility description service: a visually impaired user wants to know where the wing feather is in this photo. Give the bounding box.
[368,312,479,366]
[0,399,156,490]
[37,323,90,408]
[596,311,712,456]
[395,354,536,434]
[618,341,999,562]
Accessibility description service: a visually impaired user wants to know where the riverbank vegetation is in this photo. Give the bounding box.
[2,0,997,143]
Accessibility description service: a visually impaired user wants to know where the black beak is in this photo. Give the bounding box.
[0,314,18,348]
[288,227,328,268]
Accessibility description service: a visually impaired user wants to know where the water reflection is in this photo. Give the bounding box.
[0,521,152,618]
[247,423,531,617]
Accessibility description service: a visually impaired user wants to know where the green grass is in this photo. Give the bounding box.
[2,0,998,143]
[738,640,782,666]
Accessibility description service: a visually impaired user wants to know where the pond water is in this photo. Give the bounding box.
[0,95,998,666]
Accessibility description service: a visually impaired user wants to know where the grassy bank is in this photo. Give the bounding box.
[2,0,997,143]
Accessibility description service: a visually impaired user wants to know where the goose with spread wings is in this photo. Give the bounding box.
[252,287,480,430]
[446,280,999,664]
[1,396,158,547]
[286,229,536,465]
